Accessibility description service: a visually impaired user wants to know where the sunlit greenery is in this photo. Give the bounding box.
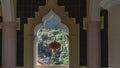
[37,26,69,65]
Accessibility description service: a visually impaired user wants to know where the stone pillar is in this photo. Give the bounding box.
[87,21,101,68]
[2,22,17,68]
[87,0,101,67]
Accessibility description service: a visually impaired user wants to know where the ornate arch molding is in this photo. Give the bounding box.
[34,10,69,68]
[100,0,120,9]
[34,10,69,36]
[24,0,80,68]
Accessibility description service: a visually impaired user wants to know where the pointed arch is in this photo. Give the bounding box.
[34,10,69,68]
[24,0,80,68]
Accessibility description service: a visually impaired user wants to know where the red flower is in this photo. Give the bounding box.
[49,41,61,50]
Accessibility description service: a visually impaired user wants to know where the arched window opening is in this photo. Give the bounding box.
[34,10,69,67]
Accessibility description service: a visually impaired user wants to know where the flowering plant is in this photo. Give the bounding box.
[49,41,61,52]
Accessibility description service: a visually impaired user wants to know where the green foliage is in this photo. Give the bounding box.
[37,27,69,65]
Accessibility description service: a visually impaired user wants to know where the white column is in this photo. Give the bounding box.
[2,22,17,68]
[87,0,101,68]
[89,0,101,21]
[1,0,17,68]
[1,0,16,22]
[87,21,101,68]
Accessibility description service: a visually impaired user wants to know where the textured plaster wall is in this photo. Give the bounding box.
[108,4,120,68]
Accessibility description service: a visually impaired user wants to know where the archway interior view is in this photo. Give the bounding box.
[34,10,69,67]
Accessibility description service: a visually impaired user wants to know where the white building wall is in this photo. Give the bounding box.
[108,5,120,68]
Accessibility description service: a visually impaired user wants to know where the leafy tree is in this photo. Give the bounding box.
[37,27,69,65]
